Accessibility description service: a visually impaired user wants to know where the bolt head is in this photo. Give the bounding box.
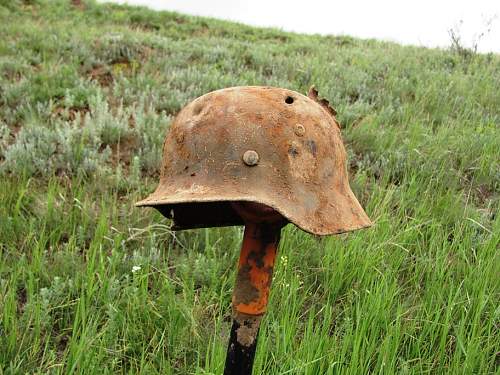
[242,150,259,166]
[294,123,306,136]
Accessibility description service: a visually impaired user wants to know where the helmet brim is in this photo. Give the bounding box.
[136,182,371,235]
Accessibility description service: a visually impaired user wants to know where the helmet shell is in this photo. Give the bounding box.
[136,86,371,235]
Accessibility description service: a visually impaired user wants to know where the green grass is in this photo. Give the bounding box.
[0,0,499,373]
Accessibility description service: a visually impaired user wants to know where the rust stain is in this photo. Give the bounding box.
[232,221,279,316]
[233,264,260,305]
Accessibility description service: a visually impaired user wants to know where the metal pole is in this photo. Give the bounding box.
[224,222,282,375]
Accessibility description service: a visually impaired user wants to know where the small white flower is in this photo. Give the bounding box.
[132,265,141,273]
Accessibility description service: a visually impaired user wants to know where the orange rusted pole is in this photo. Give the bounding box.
[224,221,282,375]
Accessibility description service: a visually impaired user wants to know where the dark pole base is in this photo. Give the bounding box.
[224,317,261,375]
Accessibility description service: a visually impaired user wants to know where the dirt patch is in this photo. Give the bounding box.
[3,123,23,146]
[52,105,90,122]
[89,66,113,87]
[192,24,211,38]
[17,287,27,313]
[128,114,136,128]
[475,184,494,205]
[103,135,139,167]
[111,59,140,76]
[71,0,85,10]
[87,58,144,87]
[3,70,23,82]
[131,21,160,32]
[10,123,22,137]
[56,334,70,359]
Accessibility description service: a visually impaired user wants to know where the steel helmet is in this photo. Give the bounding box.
[136,86,371,235]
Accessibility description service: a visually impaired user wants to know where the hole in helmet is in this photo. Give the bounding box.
[285,96,294,104]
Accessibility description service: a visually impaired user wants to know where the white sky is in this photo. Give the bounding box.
[101,0,500,53]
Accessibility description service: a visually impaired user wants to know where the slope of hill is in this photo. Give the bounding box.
[0,1,498,373]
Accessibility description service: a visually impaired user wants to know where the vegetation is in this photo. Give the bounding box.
[0,0,498,373]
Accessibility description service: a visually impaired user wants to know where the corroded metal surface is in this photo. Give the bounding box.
[224,203,284,375]
[137,86,372,235]
[233,221,281,316]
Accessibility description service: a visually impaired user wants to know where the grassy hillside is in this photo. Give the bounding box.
[0,0,499,373]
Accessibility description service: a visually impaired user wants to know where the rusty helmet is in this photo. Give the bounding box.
[136,86,371,235]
